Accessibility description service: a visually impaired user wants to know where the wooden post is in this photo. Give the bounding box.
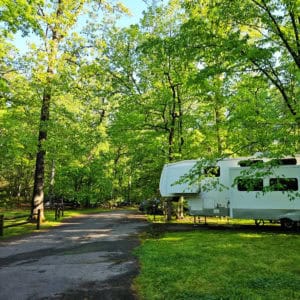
[166,199,172,222]
[37,209,41,230]
[0,215,4,236]
[55,205,57,220]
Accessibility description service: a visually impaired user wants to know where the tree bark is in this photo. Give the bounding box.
[177,196,184,219]
[49,159,55,206]
[166,198,172,222]
[31,85,51,221]
[215,95,223,156]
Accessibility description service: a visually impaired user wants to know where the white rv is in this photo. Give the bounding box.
[159,156,300,229]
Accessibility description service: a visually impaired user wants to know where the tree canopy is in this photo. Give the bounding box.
[0,0,299,212]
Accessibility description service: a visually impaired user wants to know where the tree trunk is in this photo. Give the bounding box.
[215,98,223,156]
[177,196,184,219]
[49,159,55,206]
[166,198,172,222]
[176,85,184,156]
[31,86,51,221]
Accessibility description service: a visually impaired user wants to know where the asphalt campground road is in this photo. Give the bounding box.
[0,210,148,300]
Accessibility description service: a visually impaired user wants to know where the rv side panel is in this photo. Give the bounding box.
[229,166,300,220]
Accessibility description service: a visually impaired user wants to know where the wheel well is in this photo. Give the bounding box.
[280,218,296,229]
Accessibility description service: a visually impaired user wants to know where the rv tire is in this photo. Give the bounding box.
[280,218,295,230]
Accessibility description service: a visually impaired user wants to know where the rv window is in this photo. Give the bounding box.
[270,158,297,165]
[237,178,264,191]
[204,166,220,177]
[269,178,298,191]
[238,160,263,167]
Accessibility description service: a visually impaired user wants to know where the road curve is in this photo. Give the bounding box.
[0,210,148,300]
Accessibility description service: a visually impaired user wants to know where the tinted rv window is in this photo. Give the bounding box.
[237,178,264,191]
[204,166,220,177]
[269,178,298,191]
[270,158,297,165]
[238,160,263,167]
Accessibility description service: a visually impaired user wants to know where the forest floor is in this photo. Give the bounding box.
[0,210,148,300]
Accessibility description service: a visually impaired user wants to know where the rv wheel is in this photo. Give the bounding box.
[255,219,264,226]
[280,218,295,230]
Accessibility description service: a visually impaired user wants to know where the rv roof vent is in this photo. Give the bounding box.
[238,160,263,167]
[270,158,297,165]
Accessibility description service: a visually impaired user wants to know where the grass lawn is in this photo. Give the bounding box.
[147,215,261,226]
[134,228,300,300]
[0,207,111,239]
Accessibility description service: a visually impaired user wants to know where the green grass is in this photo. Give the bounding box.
[134,229,300,300]
[0,207,111,239]
[147,214,275,227]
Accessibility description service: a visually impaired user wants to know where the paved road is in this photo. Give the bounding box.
[0,210,148,300]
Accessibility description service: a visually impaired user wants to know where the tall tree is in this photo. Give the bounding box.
[31,1,80,219]
[29,0,127,219]
[181,0,300,155]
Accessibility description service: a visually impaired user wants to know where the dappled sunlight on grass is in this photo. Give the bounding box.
[0,207,115,239]
[238,233,264,238]
[161,236,183,242]
[147,214,280,228]
[135,229,300,299]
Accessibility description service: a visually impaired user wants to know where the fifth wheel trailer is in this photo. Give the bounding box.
[159,156,300,228]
